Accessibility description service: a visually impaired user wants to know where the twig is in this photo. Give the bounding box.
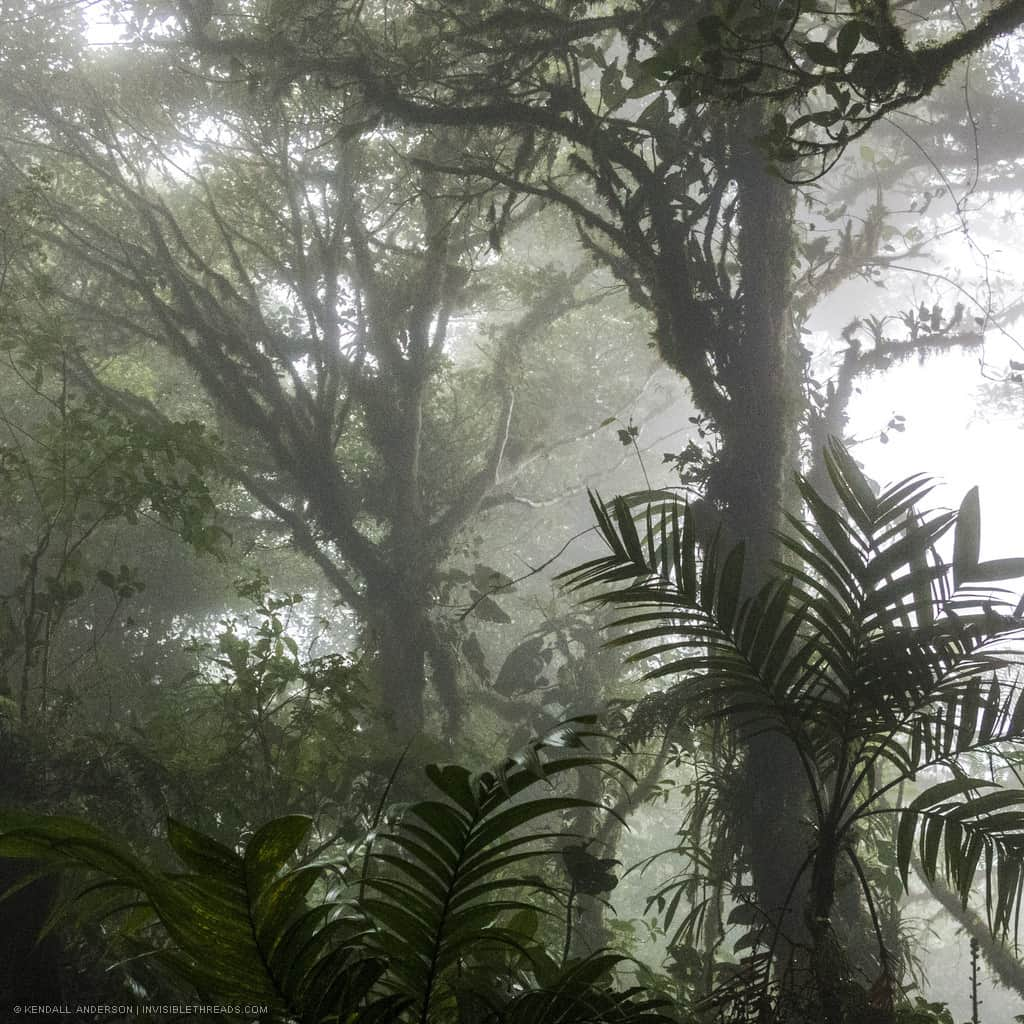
[459,525,596,621]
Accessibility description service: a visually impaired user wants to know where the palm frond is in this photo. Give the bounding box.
[0,811,399,1022]
[562,440,1024,991]
[0,718,667,1023]
[896,778,1024,938]
[562,442,1024,753]
[362,716,630,1017]
[559,495,823,754]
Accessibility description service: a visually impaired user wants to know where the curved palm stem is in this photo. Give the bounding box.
[845,847,888,964]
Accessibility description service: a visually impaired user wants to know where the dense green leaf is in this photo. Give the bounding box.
[167,819,243,884]
[953,486,981,587]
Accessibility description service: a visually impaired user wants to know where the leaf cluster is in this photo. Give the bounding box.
[641,0,1024,179]
[0,718,678,1023]
[560,440,1024,1009]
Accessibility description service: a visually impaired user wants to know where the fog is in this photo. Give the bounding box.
[1,2,1023,1022]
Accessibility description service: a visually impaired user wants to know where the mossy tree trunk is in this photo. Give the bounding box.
[715,115,812,962]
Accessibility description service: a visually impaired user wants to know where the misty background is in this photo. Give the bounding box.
[1,1,1024,1021]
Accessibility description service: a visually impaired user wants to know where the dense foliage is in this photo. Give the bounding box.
[0,721,675,1023]
[563,442,1024,1019]
[1,0,1024,1021]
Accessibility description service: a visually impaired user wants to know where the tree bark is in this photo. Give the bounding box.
[707,111,813,963]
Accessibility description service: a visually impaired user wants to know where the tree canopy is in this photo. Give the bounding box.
[1,0,1024,1020]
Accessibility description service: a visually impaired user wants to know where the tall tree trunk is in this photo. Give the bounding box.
[713,118,812,962]
[367,564,460,738]
[368,578,430,736]
[712,114,803,577]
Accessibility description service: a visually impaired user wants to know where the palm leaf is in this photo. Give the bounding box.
[896,779,1024,938]
[0,719,671,1023]
[0,812,400,1022]
[560,493,838,766]
[361,716,631,1018]
[565,446,1024,753]
[561,441,1024,985]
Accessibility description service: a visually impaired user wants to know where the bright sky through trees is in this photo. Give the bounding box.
[5,1,1024,1019]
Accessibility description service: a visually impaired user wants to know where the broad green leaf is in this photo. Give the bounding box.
[409,800,471,854]
[953,487,981,587]
[253,865,322,948]
[836,20,861,60]
[167,818,243,884]
[908,778,996,812]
